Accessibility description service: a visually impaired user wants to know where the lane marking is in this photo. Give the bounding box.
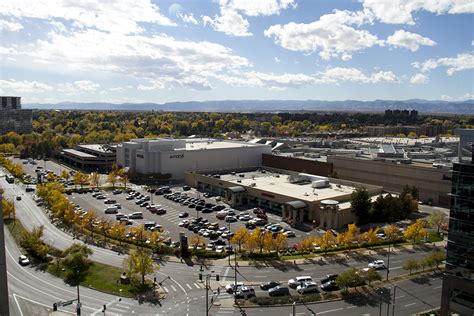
[316,308,343,315]
[405,302,416,307]
[13,293,24,316]
[186,284,192,290]
[171,285,177,292]
[13,293,75,315]
[434,285,442,289]
[194,283,201,289]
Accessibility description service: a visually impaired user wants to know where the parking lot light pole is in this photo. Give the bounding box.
[386,243,391,281]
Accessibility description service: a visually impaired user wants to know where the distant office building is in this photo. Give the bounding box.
[116,138,272,180]
[0,190,10,316]
[367,124,446,137]
[0,96,32,134]
[59,144,116,172]
[441,128,474,315]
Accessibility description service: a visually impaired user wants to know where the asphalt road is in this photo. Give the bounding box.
[1,166,445,315]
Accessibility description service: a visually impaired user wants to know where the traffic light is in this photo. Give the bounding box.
[215,274,219,281]
[53,303,57,311]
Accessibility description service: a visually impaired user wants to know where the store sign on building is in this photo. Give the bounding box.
[169,154,184,159]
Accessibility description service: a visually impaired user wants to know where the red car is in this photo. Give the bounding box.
[257,212,268,220]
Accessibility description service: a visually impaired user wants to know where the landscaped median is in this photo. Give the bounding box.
[4,218,154,298]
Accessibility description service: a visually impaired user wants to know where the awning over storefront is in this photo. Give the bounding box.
[227,186,246,193]
[285,200,307,209]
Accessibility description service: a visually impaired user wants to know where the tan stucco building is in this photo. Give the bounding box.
[328,155,452,206]
[185,169,383,229]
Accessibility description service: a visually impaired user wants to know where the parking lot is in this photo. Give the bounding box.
[65,185,312,248]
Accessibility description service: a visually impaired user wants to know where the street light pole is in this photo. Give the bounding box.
[228,221,231,266]
[392,286,397,316]
[379,290,383,316]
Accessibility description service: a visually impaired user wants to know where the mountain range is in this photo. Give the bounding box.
[24,99,474,114]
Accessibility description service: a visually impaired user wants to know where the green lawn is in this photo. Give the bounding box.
[5,218,27,246]
[427,231,443,243]
[47,261,140,298]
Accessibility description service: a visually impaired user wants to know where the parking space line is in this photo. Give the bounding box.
[186,284,192,290]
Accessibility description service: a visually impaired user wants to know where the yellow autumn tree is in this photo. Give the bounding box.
[404,219,428,244]
[230,227,249,252]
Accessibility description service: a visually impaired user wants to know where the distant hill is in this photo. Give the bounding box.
[23,99,474,114]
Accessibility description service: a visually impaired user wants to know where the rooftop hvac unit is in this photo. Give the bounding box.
[311,179,330,188]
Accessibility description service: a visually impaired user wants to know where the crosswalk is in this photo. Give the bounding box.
[90,298,136,315]
[162,282,204,293]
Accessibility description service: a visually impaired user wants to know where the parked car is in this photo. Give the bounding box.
[104,206,118,214]
[215,245,225,253]
[179,212,189,218]
[288,276,312,288]
[18,255,30,266]
[297,281,319,294]
[320,274,338,285]
[260,281,281,290]
[234,286,255,299]
[126,195,134,200]
[104,199,116,204]
[129,212,143,219]
[225,215,238,223]
[368,260,386,270]
[320,280,339,292]
[283,230,296,237]
[268,286,290,297]
[112,189,122,194]
[16,196,22,201]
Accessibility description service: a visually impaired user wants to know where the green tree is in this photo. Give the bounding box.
[20,225,50,261]
[403,258,420,274]
[426,251,446,269]
[336,268,363,291]
[427,210,447,233]
[351,187,372,221]
[62,243,93,285]
[362,268,382,285]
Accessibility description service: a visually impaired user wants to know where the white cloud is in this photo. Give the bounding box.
[203,0,296,37]
[1,0,175,34]
[203,6,252,36]
[441,93,474,101]
[0,79,53,93]
[4,29,251,90]
[387,30,436,52]
[412,53,474,75]
[363,0,474,25]
[216,71,317,90]
[274,57,281,63]
[319,67,400,83]
[57,80,100,95]
[264,9,382,60]
[179,13,198,25]
[410,73,429,84]
[225,0,296,16]
[0,19,23,31]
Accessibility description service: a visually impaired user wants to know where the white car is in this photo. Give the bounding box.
[215,245,225,253]
[225,282,244,293]
[368,260,386,269]
[288,276,312,288]
[297,281,319,294]
[19,255,30,266]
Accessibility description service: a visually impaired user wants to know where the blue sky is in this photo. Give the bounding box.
[0,0,473,104]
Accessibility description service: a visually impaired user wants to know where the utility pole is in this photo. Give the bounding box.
[386,242,391,281]
[292,302,296,316]
[76,269,81,316]
[234,246,238,305]
[228,221,231,266]
[379,290,383,316]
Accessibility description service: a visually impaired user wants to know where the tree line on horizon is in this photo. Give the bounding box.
[0,110,471,158]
